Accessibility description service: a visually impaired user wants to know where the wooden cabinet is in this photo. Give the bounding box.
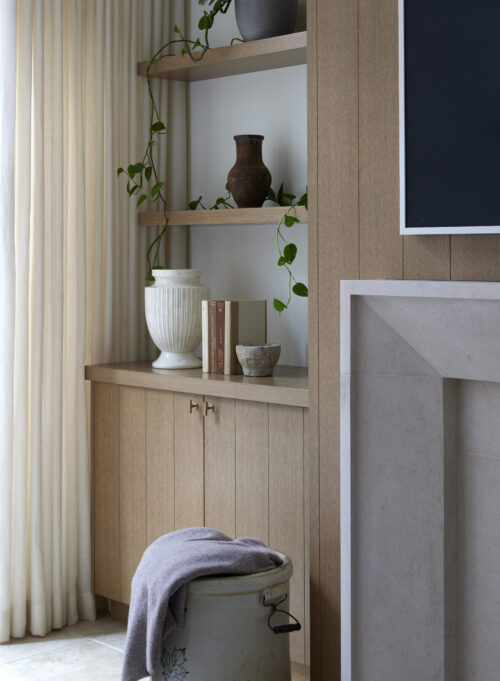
[88,363,309,664]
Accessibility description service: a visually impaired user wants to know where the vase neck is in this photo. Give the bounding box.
[234,135,264,164]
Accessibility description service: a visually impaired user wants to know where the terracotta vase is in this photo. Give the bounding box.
[227,135,272,208]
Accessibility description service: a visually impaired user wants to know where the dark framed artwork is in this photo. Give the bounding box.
[400,0,500,234]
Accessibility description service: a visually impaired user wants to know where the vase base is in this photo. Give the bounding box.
[152,351,202,370]
[152,351,202,369]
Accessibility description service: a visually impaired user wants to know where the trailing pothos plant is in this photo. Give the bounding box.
[267,183,308,313]
[190,182,308,313]
[117,0,237,280]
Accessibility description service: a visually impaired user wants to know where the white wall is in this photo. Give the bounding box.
[186,1,308,367]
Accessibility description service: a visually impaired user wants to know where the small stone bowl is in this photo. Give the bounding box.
[235,343,281,377]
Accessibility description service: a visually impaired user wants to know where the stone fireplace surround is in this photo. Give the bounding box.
[340,281,500,681]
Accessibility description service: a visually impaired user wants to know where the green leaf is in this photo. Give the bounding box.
[267,187,277,203]
[292,282,308,297]
[137,193,148,208]
[133,162,144,173]
[277,256,287,266]
[151,181,164,197]
[225,182,230,191]
[117,167,124,177]
[151,121,166,133]
[181,48,187,57]
[173,25,180,33]
[215,197,224,205]
[145,166,152,182]
[284,214,299,227]
[127,164,136,179]
[146,268,155,282]
[277,182,284,205]
[273,298,287,313]
[283,192,296,203]
[297,191,308,209]
[198,13,212,30]
[283,243,297,264]
[199,0,210,5]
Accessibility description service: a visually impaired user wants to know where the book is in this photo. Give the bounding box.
[208,300,217,373]
[215,301,225,374]
[224,300,267,375]
[201,300,209,373]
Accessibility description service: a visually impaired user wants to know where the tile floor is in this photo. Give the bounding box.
[0,615,310,681]
[0,615,129,681]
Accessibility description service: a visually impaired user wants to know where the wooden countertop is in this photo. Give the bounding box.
[85,362,309,408]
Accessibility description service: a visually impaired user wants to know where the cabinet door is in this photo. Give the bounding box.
[174,392,204,529]
[204,396,236,537]
[269,404,307,665]
[235,400,269,541]
[93,385,177,603]
[93,382,121,602]
[119,386,147,603]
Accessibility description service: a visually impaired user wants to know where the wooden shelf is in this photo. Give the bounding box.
[85,362,309,408]
[139,206,308,227]
[137,32,307,82]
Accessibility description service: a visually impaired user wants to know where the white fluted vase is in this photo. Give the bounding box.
[145,269,209,369]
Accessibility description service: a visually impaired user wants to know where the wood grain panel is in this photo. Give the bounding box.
[119,387,147,603]
[235,401,269,542]
[204,397,236,537]
[174,393,204,529]
[306,0,320,675]
[359,0,402,280]
[139,206,308,227]
[93,383,121,601]
[316,0,360,677]
[451,235,500,281]
[303,410,310,667]
[138,32,307,81]
[269,405,306,665]
[404,236,451,280]
[85,363,308,408]
[146,390,175,545]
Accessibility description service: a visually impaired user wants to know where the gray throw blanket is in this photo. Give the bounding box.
[121,527,282,681]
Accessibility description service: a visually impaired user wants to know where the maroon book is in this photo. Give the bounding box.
[215,301,225,374]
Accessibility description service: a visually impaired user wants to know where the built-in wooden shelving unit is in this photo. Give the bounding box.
[85,362,309,408]
[138,206,308,227]
[137,31,307,82]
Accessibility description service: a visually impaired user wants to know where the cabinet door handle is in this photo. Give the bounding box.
[189,399,199,414]
[203,401,215,416]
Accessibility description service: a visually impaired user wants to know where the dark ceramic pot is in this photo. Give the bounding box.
[234,0,298,42]
[227,135,272,208]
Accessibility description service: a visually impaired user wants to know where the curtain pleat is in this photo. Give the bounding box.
[0,0,187,642]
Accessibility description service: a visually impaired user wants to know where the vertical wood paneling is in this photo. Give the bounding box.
[204,397,236,537]
[269,405,306,665]
[403,236,451,280]
[359,0,402,280]
[174,392,204,529]
[303,410,310,667]
[315,0,359,677]
[119,386,147,604]
[93,383,121,601]
[235,401,269,542]
[306,0,321,672]
[451,236,500,281]
[146,389,175,545]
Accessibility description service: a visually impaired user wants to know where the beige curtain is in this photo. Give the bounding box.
[0,0,187,641]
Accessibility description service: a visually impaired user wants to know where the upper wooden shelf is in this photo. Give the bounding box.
[137,32,307,82]
[85,362,309,408]
[139,206,308,227]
